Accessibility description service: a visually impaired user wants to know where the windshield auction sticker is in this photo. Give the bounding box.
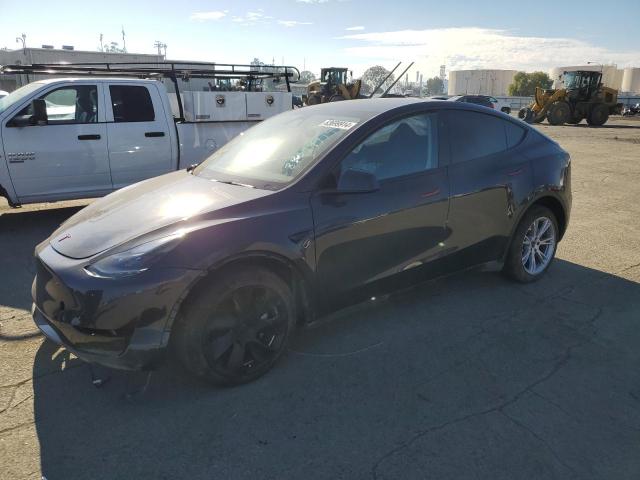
[319,119,357,130]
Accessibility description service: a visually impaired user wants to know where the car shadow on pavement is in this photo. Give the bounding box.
[0,206,83,313]
[31,259,640,480]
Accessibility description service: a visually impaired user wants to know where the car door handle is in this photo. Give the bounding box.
[78,134,101,140]
[145,131,165,138]
[506,168,523,177]
[421,188,441,198]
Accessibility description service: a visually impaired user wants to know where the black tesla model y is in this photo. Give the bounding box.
[32,98,571,385]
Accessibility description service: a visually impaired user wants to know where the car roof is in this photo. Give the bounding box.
[297,97,521,126]
[293,97,423,122]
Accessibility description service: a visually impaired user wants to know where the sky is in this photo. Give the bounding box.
[1,0,639,78]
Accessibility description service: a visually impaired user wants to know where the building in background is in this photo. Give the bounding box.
[0,47,164,92]
[448,69,517,96]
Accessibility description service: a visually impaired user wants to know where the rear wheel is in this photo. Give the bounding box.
[501,107,511,115]
[587,104,609,126]
[174,267,295,386]
[329,94,346,102]
[547,101,571,125]
[503,206,558,283]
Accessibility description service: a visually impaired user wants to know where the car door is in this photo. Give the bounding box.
[311,111,450,308]
[2,83,111,202]
[105,83,173,188]
[442,109,531,267]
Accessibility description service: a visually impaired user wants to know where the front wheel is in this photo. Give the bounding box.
[503,206,558,283]
[174,267,295,386]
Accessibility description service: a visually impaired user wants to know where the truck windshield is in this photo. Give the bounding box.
[563,72,578,90]
[0,83,44,115]
[194,108,362,188]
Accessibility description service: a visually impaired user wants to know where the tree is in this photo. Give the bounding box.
[299,70,317,84]
[423,76,444,96]
[360,65,395,96]
[508,71,553,96]
[104,41,126,53]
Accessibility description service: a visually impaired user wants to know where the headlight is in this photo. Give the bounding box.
[85,232,184,279]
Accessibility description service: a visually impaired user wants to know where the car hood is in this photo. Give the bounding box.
[50,170,273,259]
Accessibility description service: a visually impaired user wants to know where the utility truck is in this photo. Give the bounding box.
[0,62,298,207]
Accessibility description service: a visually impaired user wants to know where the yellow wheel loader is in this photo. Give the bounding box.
[305,68,362,105]
[518,70,623,126]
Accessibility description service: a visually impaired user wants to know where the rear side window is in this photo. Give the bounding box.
[109,85,155,122]
[505,121,526,148]
[446,110,507,163]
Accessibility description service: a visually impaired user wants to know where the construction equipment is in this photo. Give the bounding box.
[306,67,362,105]
[518,70,623,126]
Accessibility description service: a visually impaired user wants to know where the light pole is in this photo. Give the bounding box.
[15,33,26,54]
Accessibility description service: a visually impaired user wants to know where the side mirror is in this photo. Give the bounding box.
[337,168,379,193]
[8,99,48,127]
[32,99,48,125]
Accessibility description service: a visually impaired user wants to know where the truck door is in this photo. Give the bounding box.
[2,83,111,202]
[105,83,173,188]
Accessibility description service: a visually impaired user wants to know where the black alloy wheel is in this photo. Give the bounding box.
[202,286,288,380]
[174,267,295,386]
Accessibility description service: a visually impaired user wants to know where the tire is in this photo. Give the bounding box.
[547,101,571,125]
[307,94,322,106]
[329,94,346,102]
[503,206,559,283]
[518,107,534,123]
[501,107,511,115]
[587,104,609,126]
[173,266,295,386]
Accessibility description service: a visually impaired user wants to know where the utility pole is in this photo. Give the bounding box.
[121,26,127,53]
[154,40,167,56]
[99,33,104,52]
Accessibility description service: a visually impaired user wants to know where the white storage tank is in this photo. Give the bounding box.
[622,68,640,94]
[448,70,517,96]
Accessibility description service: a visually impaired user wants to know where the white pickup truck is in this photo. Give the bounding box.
[0,75,292,207]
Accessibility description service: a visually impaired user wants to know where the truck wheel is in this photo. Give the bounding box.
[587,104,609,126]
[518,107,534,123]
[501,107,511,115]
[174,267,295,386]
[503,206,558,283]
[547,101,570,125]
[307,94,322,106]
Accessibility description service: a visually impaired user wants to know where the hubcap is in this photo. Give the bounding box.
[521,216,556,275]
[203,286,287,378]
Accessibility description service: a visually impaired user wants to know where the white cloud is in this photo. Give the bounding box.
[190,11,227,21]
[231,11,273,26]
[338,27,640,76]
[346,26,365,31]
[278,20,313,27]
